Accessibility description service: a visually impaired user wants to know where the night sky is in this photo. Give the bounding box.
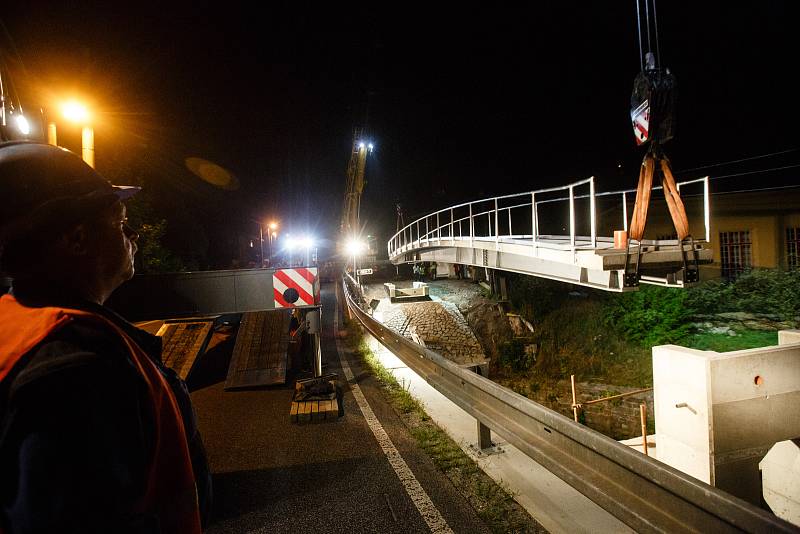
[1,3,796,265]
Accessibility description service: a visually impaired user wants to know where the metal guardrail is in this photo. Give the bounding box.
[342,279,797,533]
[387,176,710,259]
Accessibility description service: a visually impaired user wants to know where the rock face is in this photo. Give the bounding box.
[382,300,487,365]
[693,312,797,333]
[464,301,515,363]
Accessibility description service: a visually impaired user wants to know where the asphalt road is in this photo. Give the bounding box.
[190,283,492,533]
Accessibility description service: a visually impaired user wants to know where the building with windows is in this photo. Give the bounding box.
[644,184,800,281]
[704,185,800,280]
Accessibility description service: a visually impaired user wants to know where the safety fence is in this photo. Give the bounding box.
[341,277,795,533]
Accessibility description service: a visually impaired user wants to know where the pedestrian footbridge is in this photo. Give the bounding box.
[388,176,713,292]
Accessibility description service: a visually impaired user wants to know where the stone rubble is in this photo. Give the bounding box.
[365,281,488,365]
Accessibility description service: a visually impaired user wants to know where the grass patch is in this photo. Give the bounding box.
[525,298,654,387]
[501,272,793,390]
[346,320,544,533]
[352,325,428,418]
[685,329,779,352]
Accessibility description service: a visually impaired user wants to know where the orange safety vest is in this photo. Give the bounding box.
[0,294,202,533]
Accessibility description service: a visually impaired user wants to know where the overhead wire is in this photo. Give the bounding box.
[676,147,799,174]
[707,163,800,182]
[708,183,800,195]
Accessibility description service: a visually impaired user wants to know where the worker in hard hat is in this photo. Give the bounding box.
[0,142,211,532]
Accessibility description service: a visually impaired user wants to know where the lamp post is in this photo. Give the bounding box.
[259,225,265,267]
[52,101,94,168]
[268,222,278,264]
[347,238,365,287]
[354,250,359,286]
[302,237,313,266]
[285,235,294,267]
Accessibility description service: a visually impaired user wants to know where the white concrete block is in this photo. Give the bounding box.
[779,330,800,346]
[710,345,800,403]
[652,346,713,483]
[760,440,800,527]
[652,341,800,504]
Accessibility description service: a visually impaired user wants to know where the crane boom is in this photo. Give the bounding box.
[340,129,371,243]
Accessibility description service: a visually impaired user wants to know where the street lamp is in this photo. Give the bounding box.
[259,221,279,267]
[56,101,94,168]
[301,236,314,266]
[268,222,278,262]
[346,238,366,286]
[259,224,265,267]
[285,234,296,266]
[13,113,30,136]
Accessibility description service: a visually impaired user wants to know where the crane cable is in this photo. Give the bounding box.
[635,0,663,69]
[635,0,644,71]
[652,0,662,70]
[629,0,690,242]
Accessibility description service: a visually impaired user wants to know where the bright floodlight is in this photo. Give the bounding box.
[15,115,30,135]
[302,236,313,249]
[269,222,278,230]
[62,101,89,123]
[346,239,366,255]
[359,142,365,149]
[285,235,296,250]
[368,143,374,150]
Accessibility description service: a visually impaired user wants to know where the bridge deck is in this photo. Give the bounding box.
[390,234,712,291]
[387,175,713,291]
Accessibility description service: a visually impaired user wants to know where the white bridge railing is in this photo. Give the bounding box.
[388,176,710,259]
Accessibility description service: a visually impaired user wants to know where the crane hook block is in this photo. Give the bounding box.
[631,67,677,146]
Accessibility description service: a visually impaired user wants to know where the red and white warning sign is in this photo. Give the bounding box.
[273,267,320,308]
[631,99,650,145]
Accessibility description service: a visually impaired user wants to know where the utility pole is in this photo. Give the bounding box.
[259,225,265,267]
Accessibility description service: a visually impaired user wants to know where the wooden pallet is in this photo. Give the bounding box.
[289,397,339,423]
[289,379,340,423]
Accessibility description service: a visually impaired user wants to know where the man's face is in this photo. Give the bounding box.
[84,200,139,292]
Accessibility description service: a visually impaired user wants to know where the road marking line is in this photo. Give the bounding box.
[334,310,454,534]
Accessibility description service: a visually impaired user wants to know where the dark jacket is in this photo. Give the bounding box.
[0,292,212,533]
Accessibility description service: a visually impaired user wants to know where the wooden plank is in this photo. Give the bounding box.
[299,402,312,423]
[134,320,165,336]
[318,399,332,421]
[225,310,291,390]
[311,401,319,422]
[317,400,329,421]
[155,320,215,381]
[329,398,339,420]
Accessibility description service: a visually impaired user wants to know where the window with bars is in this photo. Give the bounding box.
[788,227,800,269]
[719,231,751,280]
